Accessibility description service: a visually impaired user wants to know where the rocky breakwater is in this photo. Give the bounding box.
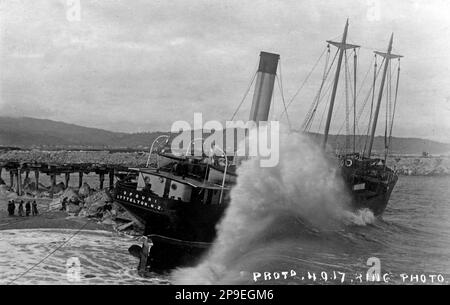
[387,156,450,176]
[0,150,151,167]
[50,186,144,235]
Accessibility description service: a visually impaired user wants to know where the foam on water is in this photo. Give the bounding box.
[342,208,376,226]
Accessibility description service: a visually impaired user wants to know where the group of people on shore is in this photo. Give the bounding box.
[7,200,38,217]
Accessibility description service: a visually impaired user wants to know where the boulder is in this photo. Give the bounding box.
[83,189,113,216]
[78,182,91,198]
[67,202,82,214]
[0,184,16,201]
[61,187,80,203]
[101,210,115,225]
[25,182,37,191]
[53,182,66,194]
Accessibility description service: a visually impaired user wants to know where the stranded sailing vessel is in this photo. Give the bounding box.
[302,19,402,215]
[114,20,402,272]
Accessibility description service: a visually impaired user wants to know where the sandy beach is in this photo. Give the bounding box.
[0,185,161,285]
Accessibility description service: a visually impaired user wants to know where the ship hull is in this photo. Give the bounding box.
[144,234,211,272]
[114,181,225,271]
[349,175,398,215]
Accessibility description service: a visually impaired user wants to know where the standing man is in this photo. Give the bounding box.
[25,201,31,217]
[18,200,24,217]
[7,200,14,216]
[11,200,16,216]
[61,197,67,211]
[32,200,38,216]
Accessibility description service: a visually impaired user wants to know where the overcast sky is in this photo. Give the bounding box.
[1,0,449,142]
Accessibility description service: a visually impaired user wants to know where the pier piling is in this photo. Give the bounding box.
[35,171,39,191]
[78,172,83,188]
[0,161,128,195]
[109,170,114,188]
[10,171,14,188]
[17,169,22,196]
[65,173,70,189]
[99,173,105,190]
[50,174,56,198]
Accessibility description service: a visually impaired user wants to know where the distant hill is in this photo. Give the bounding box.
[306,133,450,155]
[0,117,165,150]
[0,117,449,155]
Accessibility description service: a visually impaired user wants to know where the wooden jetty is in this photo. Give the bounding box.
[0,161,130,197]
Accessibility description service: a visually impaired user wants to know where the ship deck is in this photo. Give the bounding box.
[128,167,231,190]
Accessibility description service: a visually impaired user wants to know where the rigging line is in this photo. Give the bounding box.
[356,57,385,133]
[305,73,335,132]
[301,49,339,130]
[302,48,333,130]
[353,48,357,154]
[333,50,362,136]
[352,57,386,154]
[363,57,386,150]
[7,220,91,285]
[356,101,374,148]
[344,49,350,152]
[336,51,357,148]
[230,71,257,121]
[336,48,357,138]
[229,57,259,121]
[280,46,333,120]
[307,48,352,134]
[276,73,292,130]
[355,56,375,99]
[386,60,394,155]
[364,55,378,155]
[389,60,401,148]
[276,61,292,129]
[387,60,399,134]
[384,61,390,160]
[331,82,348,136]
[271,80,276,120]
[316,82,335,134]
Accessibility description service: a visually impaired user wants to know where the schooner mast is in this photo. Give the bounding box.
[366,34,403,157]
[322,19,360,149]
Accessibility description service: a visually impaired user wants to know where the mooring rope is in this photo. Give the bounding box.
[6,220,91,285]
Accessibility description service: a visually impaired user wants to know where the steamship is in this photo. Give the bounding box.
[114,20,402,272]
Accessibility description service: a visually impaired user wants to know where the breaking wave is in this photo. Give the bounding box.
[172,129,375,284]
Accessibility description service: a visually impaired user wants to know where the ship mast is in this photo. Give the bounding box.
[367,34,402,157]
[322,19,359,149]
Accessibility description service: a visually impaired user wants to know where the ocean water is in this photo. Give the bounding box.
[0,177,449,285]
[0,229,169,285]
[171,132,450,285]
[234,175,450,285]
